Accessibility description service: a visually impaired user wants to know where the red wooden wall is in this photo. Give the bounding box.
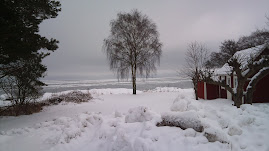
[253,73,269,103]
[197,81,204,99]
[206,83,219,99]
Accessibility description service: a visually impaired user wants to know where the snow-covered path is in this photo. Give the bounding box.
[0,88,269,151]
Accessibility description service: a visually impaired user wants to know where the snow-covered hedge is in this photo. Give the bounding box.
[45,91,93,104]
[157,111,204,132]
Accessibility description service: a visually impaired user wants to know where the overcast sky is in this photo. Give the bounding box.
[40,0,269,80]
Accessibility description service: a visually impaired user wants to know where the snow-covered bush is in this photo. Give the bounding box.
[0,102,45,116]
[170,95,188,112]
[170,94,201,112]
[114,110,122,118]
[125,106,161,123]
[157,111,204,132]
[45,91,93,105]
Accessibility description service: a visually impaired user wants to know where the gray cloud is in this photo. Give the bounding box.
[40,0,269,80]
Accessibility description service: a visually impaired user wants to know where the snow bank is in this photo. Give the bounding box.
[89,88,142,95]
[149,87,193,93]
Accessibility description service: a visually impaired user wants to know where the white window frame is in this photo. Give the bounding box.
[234,76,238,88]
[227,76,231,87]
[221,76,225,89]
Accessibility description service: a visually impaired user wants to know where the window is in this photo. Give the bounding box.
[234,77,238,88]
[227,77,231,86]
[221,76,225,89]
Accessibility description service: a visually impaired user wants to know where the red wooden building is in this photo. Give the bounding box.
[198,44,269,103]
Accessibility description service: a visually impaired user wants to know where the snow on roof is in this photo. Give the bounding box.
[215,44,267,75]
[215,63,231,75]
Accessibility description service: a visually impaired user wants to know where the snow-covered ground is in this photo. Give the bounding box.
[0,87,269,151]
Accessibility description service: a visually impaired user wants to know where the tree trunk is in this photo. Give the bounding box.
[194,88,198,100]
[192,77,198,100]
[194,82,198,100]
[131,66,136,95]
[194,68,199,100]
[233,85,244,108]
[132,75,136,95]
[233,95,242,108]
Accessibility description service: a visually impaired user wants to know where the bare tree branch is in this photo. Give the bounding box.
[182,41,209,100]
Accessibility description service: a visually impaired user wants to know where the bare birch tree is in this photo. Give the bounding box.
[184,42,209,100]
[103,10,162,94]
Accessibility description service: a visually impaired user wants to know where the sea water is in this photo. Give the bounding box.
[42,77,192,93]
[0,77,192,95]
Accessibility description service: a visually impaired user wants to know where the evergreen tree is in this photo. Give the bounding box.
[0,0,61,103]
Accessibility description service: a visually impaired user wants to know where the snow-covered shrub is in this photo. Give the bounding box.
[45,91,93,105]
[0,102,45,116]
[170,95,188,112]
[204,127,228,143]
[228,125,242,136]
[115,110,122,118]
[125,106,161,123]
[170,94,201,112]
[157,111,204,132]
